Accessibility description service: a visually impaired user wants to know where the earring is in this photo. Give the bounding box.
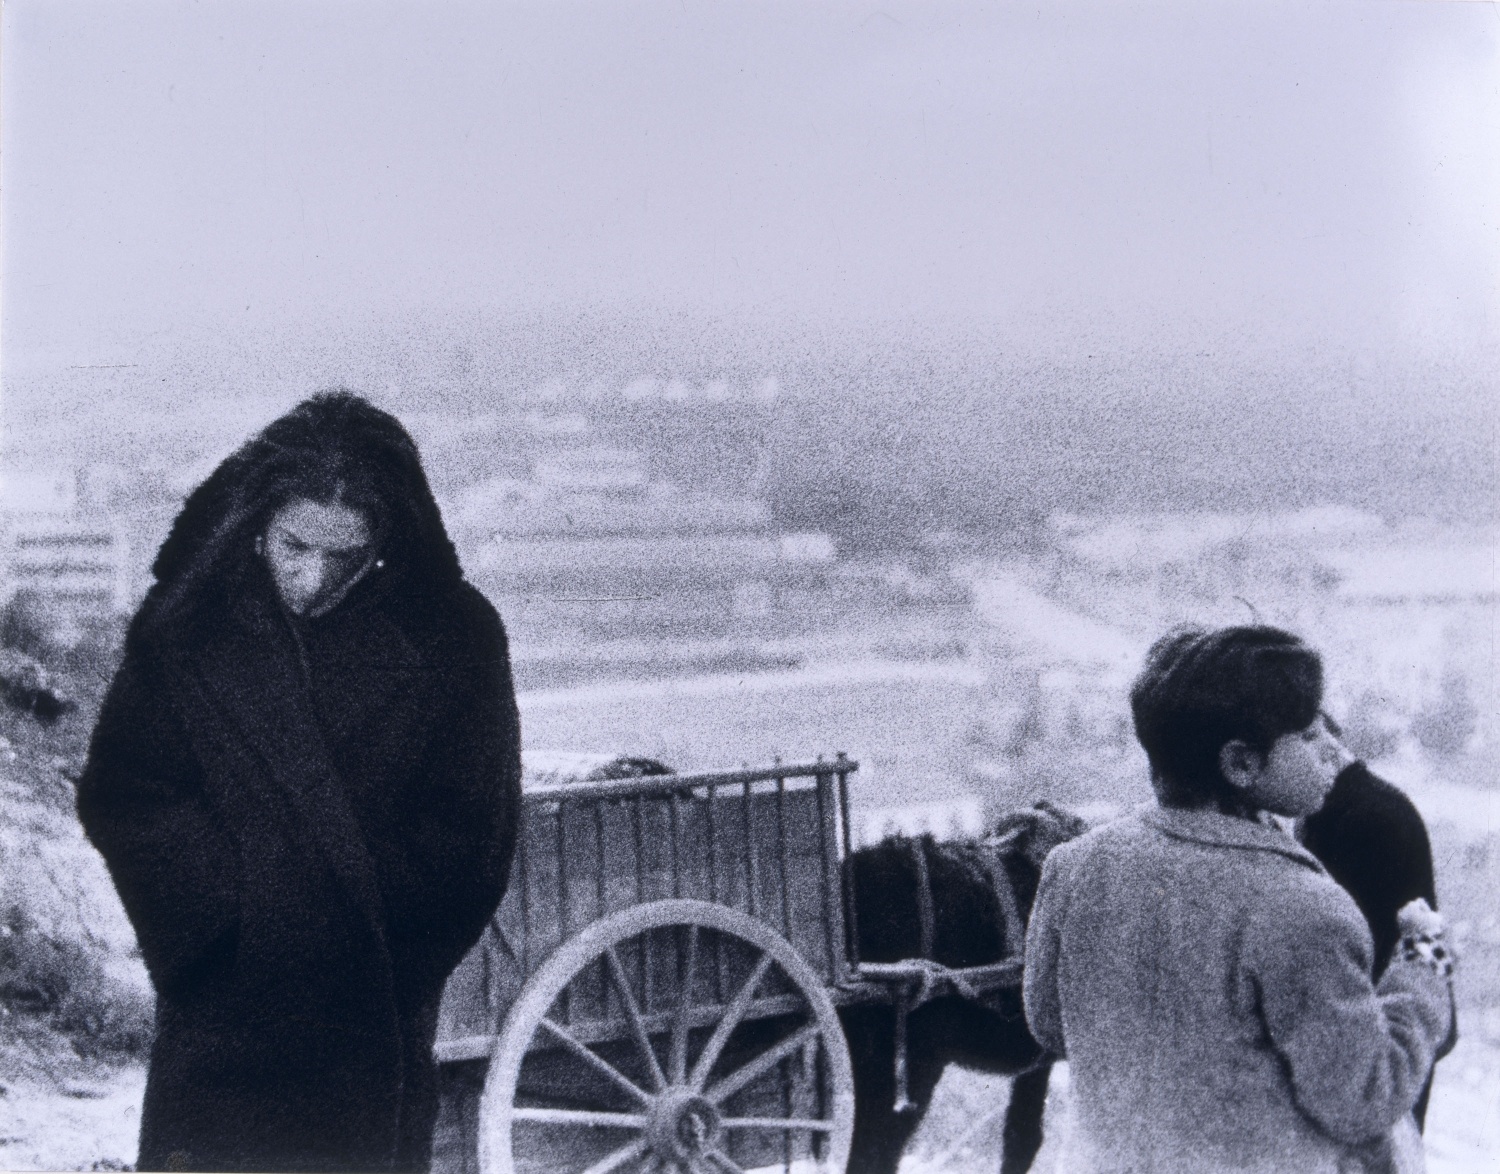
[254,535,264,555]
[375,558,385,570]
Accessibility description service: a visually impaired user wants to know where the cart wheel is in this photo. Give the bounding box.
[479,899,854,1174]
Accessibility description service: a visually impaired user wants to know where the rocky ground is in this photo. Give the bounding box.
[902,1026,1500,1174]
[2,1027,1496,1172]
[0,1019,143,1172]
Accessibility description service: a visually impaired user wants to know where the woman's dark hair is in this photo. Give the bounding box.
[1129,625,1323,812]
[139,391,460,637]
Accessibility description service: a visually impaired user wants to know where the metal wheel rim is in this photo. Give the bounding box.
[478,898,854,1174]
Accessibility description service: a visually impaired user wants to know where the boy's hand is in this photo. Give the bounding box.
[1397,897,1444,939]
[1397,898,1455,978]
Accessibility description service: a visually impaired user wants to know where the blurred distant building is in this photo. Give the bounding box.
[448,446,773,540]
[416,394,854,635]
[1034,509,1496,764]
[1,470,131,615]
[1321,544,1496,605]
[1042,508,1372,634]
[851,797,985,847]
[443,445,844,633]
[617,377,780,405]
[778,532,837,563]
[3,470,78,515]
[533,447,648,493]
[1316,534,1497,758]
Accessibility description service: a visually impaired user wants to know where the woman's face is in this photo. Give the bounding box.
[261,497,374,616]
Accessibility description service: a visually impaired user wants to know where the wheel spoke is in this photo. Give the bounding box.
[670,923,700,1085]
[537,1017,651,1105]
[720,1116,835,1133]
[484,902,854,1174]
[704,1023,820,1106]
[703,1150,748,1174]
[581,1137,653,1174]
[606,945,668,1091]
[512,1107,649,1130]
[689,954,774,1091]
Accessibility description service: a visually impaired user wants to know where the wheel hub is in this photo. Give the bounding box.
[647,1087,722,1162]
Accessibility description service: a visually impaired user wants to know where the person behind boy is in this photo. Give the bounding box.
[1023,626,1454,1174]
[1301,713,1454,1132]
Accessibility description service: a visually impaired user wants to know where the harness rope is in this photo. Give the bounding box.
[908,837,938,960]
[980,840,1029,961]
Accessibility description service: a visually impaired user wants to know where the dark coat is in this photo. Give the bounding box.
[1299,761,1450,1129]
[1300,762,1437,979]
[77,563,522,1173]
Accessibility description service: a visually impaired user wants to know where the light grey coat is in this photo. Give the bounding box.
[1023,807,1451,1174]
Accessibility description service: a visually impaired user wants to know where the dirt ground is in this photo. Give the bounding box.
[0,1020,143,1172]
[2,1016,1496,1173]
[900,1017,1500,1174]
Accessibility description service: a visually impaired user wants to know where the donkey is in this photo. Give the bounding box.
[840,801,1088,1174]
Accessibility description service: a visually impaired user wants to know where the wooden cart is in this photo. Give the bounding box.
[432,755,1027,1174]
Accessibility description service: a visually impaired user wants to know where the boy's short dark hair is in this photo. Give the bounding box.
[1130,625,1323,809]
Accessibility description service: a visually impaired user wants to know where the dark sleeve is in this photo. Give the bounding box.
[1301,764,1436,979]
[75,648,241,996]
[396,590,523,985]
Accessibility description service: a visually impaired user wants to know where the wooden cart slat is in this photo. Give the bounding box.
[436,759,858,1054]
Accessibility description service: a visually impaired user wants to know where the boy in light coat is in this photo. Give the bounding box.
[1023,626,1453,1174]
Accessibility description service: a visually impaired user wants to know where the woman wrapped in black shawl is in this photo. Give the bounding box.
[77,392,522,1173]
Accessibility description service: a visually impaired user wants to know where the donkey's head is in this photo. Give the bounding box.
[986,800,1088,872]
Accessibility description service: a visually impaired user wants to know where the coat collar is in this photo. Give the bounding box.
[1143,805,1327,873]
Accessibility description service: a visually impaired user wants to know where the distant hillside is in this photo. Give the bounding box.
[5,312,1493,550]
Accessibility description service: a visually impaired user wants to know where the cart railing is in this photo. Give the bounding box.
[521,757,854,806]
[515,755,859,982]
[435,755,860,1063]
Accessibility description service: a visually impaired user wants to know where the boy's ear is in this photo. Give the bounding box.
[1219,740,1264,793]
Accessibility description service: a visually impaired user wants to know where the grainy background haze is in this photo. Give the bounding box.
[3,0,1496,521]
[2,3,1497,1171]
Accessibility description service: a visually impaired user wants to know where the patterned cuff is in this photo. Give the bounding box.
[1398,931,1455,979]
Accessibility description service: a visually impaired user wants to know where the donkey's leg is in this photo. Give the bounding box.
[844,1005,908,1174]
[998,1060,1053,1174]
[842,1005,947,1174]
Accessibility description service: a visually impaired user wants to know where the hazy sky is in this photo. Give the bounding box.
[4,0,1496,375]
